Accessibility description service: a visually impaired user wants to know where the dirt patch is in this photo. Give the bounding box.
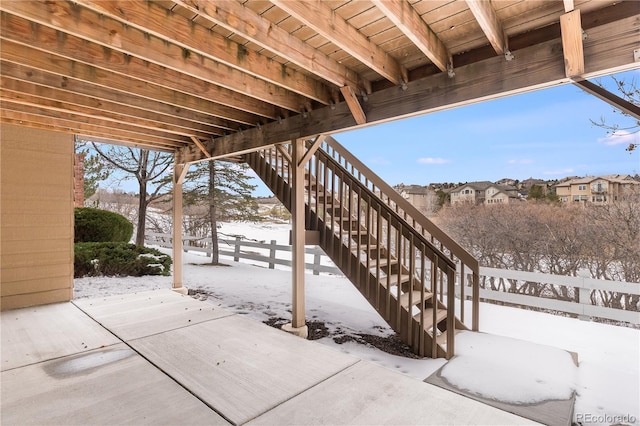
[307,321,330,340]
[262,317,331,341]
[189,262,232,267]
[333,333,420,359]
[263,316,289,328]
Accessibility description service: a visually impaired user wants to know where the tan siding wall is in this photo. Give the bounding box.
[1,124,74,310]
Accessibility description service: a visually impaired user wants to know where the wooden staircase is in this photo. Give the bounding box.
[244,137,479,359]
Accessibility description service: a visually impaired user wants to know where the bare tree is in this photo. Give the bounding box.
[590,75,639,152]
[437,196,639,312]
[87,143,172,245]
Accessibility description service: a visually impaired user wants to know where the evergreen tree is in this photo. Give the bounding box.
[183,160,258,264]
[527,184,545,200]
[74,142,110,201]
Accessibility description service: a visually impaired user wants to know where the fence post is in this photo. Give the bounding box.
[234,236,241,262]
[269,240,277,269]
[577,268,591,321]
[313,250,321,275]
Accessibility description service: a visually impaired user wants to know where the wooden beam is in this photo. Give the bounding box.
[339,86,367,125]
[563,0,575,13]
[0,61,233,133]
[465,0,507,55]
[560,10,584,78]
[372,0,451,72]
[74,0,332,106]
[275,144,292,164]
[0,13,271,121]
[190,137,211,158]
[173,0,364,92]
[0,3,306,114]
[299,135,327,167]
[1,100,188,145]
[573,79,640,120]
[0,39,258,127]
[0,113,180,151]
[183,15,640,161]
[1,77,219,138]
[272,0,406,85]
[0,82,214,139]
[73,134,173,153]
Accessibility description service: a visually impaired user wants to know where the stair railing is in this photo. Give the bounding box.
[319,137,480,332]
[245,138,479,358]
[308,145,458,357]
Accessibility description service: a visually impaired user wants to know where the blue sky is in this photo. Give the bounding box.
[250,70,639,196]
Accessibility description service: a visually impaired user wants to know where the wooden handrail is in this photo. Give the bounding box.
[323,136,478,271]
[313,144,457,272]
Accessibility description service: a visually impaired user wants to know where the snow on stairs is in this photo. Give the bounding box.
[244,137,480,359]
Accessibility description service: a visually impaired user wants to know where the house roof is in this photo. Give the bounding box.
[451,181,494,192]
[399,185,432,195]
[554,174,639,187]
[1,1,638,161]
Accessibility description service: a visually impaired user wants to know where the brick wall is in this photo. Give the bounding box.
[74,153,84,207]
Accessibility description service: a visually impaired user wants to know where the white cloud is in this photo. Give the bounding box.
[417,157,450,165]
[598,130,639,146]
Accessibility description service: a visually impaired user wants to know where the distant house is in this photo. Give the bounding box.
[395,184,438,214]
[520,178,549,197]
[554,174,639,204]
[449,181,520,205]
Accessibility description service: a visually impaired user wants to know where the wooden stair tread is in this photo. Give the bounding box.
[436,328,461,345]
[413,308,447,328]
[350,228,369,235]
[399,290,431,307]
[368,257,397,268]
[379,274,411,287]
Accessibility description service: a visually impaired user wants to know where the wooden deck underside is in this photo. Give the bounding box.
[1,289,538,425]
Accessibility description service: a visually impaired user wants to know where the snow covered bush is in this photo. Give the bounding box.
[74,242,171,277]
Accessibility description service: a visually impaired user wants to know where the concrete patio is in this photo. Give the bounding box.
[1,289,538,425]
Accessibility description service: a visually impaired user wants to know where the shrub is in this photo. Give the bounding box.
[74,208,133,243]
[74,242,172,278]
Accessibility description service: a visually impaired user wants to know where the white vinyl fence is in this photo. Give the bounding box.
[475,267,639,324]
[146,232,639,325]
[145,232,341,275]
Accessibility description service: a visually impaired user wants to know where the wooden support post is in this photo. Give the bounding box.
[172,151,187,294]
[283,137,308,338]
[560,10,584,78]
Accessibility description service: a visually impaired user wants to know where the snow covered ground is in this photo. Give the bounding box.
[74,222,639,426]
